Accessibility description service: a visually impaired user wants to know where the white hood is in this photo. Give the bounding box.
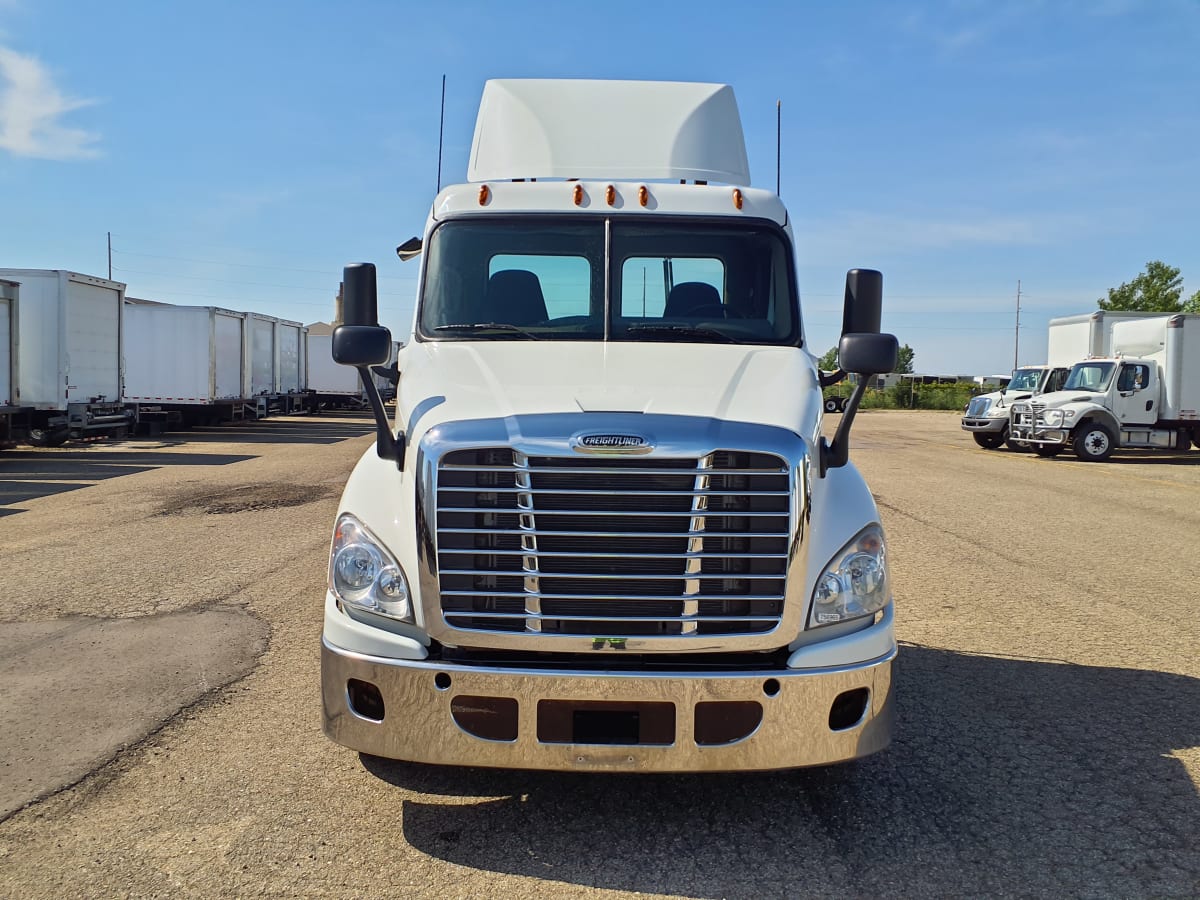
[395,341,820,446]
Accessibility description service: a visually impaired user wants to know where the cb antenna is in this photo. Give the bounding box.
[436,74,446,193]
[775,99,782,196]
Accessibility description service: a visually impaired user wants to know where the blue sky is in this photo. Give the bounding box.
[1,0,1197,374]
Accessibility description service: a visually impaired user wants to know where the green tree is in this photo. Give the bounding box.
[817,346,839,371]
[1099,260,1188,312]
[1184,290,1200,314]
[894,343,915,374]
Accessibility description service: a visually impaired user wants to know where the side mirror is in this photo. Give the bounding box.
[334,262,392,365]
[839,332,898,376]
[842,269,882,336]
[332,325,392,366]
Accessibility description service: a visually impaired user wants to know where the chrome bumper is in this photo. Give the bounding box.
[1008,425,1067,445]
[322,638,895,772]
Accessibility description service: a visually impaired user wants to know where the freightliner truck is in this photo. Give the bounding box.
[321,80,900,772]
[1010,314,1200,461]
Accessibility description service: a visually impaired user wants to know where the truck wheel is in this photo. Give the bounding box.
[823,398,839,413]
[973,432,1006,450]
[29,428,69,448]
[1033,444,1064,458]
[1072,423,1115,462]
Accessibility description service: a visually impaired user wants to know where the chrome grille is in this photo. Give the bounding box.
[435,449,790,637]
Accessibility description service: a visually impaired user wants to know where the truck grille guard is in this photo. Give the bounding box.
[415,414,812,654]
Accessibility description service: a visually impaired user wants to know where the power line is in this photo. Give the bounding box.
[111,247,415,282]
[111,264,411,297]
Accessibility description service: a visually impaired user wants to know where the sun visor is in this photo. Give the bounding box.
[467,79,752,186]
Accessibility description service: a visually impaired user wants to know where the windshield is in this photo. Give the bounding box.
[417,217,800,346]
[1063,361,1115,392]
[1006,368,1042,392]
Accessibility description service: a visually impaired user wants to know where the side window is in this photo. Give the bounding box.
[488,254,592,320]
[1116,364,1149,392]
[620,257,724,317]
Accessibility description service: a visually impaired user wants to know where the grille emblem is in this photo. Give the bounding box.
[571,433,654,454]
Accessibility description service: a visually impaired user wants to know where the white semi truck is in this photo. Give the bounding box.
[320,79,900,772]
[1010,314,1200,460]
[961,311,1172,450]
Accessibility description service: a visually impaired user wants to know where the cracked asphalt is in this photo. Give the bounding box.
[0,410,1197,898]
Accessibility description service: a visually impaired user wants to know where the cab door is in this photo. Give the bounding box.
[1112,362,1157,425]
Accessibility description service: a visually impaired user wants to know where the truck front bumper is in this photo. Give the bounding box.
[961,416,1008,434]
[321,636,894,773]
[1008,425,1068,445]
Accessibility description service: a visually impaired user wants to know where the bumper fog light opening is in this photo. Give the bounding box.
[828,687,869,731]
[347,679,386,722]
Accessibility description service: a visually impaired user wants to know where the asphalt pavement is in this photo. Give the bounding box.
[0,410,1196,898]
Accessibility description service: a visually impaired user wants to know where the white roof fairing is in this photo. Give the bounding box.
[467,79,752,186]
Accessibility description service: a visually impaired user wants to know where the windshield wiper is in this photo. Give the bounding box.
[435,323,541,340]
[624,324,740,344]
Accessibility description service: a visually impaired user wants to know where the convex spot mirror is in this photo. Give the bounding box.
[839,332,898,376]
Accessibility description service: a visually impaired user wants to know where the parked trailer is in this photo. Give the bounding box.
[124,299,254,429]
[0,269,129,446]
[0,279,17,446]
[275,319,309,413]
[306,331,366,408]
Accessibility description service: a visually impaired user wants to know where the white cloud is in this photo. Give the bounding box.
[0,45,100,160]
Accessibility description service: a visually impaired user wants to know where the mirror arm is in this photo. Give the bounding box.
[357,366,405,468]
[819,377,870,477]
[370,361,400,387]
[819,368,846,388]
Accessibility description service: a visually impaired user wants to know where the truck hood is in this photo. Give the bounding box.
[394,340,820,446]
[1033,390,1102,409]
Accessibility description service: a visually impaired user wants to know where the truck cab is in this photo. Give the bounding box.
[961,365,1069,450]
[320,79,899,772]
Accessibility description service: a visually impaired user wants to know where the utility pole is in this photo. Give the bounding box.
[1013,279,1022,371]
[436,74,446,193]
[107,232,112,280]
[775,100,781,196]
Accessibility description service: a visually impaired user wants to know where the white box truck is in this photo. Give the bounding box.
[0,269,130,446]
[123,299,251,427]
[1010,314,1200,460]
[318,79,902,772]
[276,319,308,412]
[961,311,1173,450]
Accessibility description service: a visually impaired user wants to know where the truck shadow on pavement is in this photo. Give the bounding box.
[0,416,374,513]
[365,646,1200,897]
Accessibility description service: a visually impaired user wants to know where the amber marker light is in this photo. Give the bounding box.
[606,185,616,206]
[638,186,649,207]
[478,184,490,205]
[732,188,744,210]
[573,184,584,206]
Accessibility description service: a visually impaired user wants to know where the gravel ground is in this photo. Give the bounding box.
[0,409,1196,899]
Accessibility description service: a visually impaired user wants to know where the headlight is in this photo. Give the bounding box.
[808,526,890,628]
[1063,409,1077,421]
[1042,409,1064,427]
[329,514,412,620]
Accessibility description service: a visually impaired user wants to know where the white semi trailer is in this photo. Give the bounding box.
[319,79,901,772]
[1010,314,1200,460]
[0,269,130,446]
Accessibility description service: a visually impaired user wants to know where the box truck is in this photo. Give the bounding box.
[0,269,130,446]
[1010,314,1200,460]
[961,311,1173,450]
[307,331,366,408]
[318,79,901,772]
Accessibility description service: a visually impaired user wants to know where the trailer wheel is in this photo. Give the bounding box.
[29,428,69,448]
[1033,444,1064,458]
[973,431,1006,450]
[1072,423,1115,462]
[823,397,840,413]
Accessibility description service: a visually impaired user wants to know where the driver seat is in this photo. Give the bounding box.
[664,282,724,318]
[485,269,548,325]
